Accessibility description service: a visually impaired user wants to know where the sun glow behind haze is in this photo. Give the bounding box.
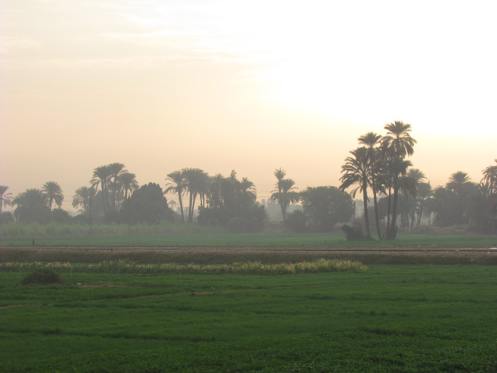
[2,0,497,204]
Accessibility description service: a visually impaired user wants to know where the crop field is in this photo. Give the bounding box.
[1,223,496,249]
[1,265,497,372]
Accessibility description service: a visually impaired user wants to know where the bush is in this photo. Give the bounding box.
[21,270,63,285]
[285,210,308,233]
[342,224,367,241]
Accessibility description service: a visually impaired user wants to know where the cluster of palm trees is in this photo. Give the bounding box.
[166,168,257,223]
[340,122,418,240]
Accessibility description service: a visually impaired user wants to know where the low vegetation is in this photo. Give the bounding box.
[21,270,63,285]
[1,266,497,372]
[1,259,368,275]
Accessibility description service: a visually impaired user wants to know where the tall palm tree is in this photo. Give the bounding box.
[165,171,186,222]
[42,181,64,210]
[271,168,298,222]
[381,122,416,239]
[182,168,209,222]
[92,165,112,214]
[447,171,471,194]
[107,163,126,209]
[482,160,497,195]
[402,169,426,230]
[359,132,383,238]
[340,147,372,238]
[0,185,13,213]
[118,172,138,201]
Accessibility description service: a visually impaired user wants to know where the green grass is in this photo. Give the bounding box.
[1,266,497,372]
[0,222,496,248]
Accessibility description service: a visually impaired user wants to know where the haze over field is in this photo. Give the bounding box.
[2,0,497,203]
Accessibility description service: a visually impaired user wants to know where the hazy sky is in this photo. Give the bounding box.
[2,0,497,205]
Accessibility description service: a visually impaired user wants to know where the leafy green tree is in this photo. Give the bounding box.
[301,186,354,232]
[13,189,51,223]
[271,168,299,222]
[42,181,64,210]
[340,147,371,238]
[121,183,173,224]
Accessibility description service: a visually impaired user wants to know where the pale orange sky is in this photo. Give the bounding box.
[2,0,497,207]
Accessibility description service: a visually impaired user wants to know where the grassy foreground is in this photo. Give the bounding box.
[1,222,496,248]
[1,266,497,372]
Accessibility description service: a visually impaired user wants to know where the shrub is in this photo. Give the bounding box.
[21,270,63,285]
[342,224,367,241]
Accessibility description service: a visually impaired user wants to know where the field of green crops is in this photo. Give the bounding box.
[1,223,496,248]
[1,265,497,372]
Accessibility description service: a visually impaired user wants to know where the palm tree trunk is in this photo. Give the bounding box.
[177,192,185,223]
[188,192,193,223]
[386,186,392,235]
[362,184,371,238]
[390,179,400,240]
[371,179,382,239]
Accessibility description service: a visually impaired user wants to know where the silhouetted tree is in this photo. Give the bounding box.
[42,181,64,210]
[271,168,299,222]
[72,186,97,221]
[121,183,173,224]
[301,186,354,232]
[340,147,372,238]
[165,171,186,222]
[13,189,51,223]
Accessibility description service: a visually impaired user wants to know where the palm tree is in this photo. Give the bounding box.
[240,177,256,200]
[271,168,299,222]
[72,186,96,219]
[92,165,112,214]
[359,132,383,238]
[340,147,372,238]
[42,181,64,210]
[182,168,209,222]
[165,171,186,222]
[447,171,471,194]
[107,163,126,209]
[401,169,426,230]
[381,122,416,239]
[0,185,13,213]
[482,160,497,195]
[118,172,138,201]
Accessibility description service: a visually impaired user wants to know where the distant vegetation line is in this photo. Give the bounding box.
[1,121,496,239]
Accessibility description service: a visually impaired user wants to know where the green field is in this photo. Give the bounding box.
[1,222,496,248]
[1,265,497,372]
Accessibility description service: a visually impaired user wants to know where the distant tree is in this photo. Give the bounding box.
[359,132,383,239]
[42,181,64,210]
[271,168,299,222]
[121,183,173,224]
[482,159,497,195]
[13,189,51,223]
[198,171,265,232]
[0,185,13,213]
[182,168,210,222]
[301,186,354,232]
[118,172,138,201]
[165,171,187,222]
[0,212,14,225]
[92,165,112,214]
[51,208,72,223]
[340,147,372,238]
[72,186,97,221]
[381,121,416,239]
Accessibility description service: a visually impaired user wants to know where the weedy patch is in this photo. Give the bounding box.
[2,259,367,275]
[21,270,63,285]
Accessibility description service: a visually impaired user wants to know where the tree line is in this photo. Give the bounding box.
[1,122,496,237]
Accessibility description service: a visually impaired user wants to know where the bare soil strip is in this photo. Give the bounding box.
[2,246,497,265]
